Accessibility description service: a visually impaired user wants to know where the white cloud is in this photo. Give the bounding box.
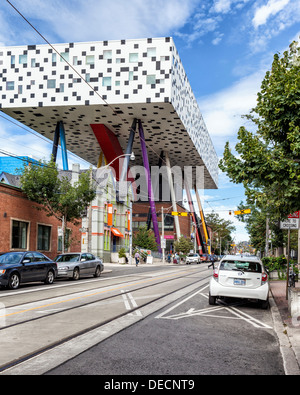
[198,71,264,154]
[5,0,198,44]
[253,0,290,28]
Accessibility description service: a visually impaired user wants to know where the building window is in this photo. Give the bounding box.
[19,54,27,64]
[11,55,15,65]
[60,52,69,62]
[6,81,14,90]
[86,55,95,65]
[103,50,112,60]
[11,220,28,249]
[147,47,156,57]
[37,224,51,251]
[31,58,36,67]
[129,53,138,63]
[47,79,56,89]
[146,75,156,85]
[102,77,111,87]
[129,71,134,81]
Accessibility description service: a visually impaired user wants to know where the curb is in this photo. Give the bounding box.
[269,296,300,375]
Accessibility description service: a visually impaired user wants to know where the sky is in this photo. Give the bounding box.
[1,0,300,243]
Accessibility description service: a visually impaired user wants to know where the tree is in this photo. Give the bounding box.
[20,159,96,252]
[205,212,236,254]
[133,225,158,251]
[174,236,193,255]
[219,40,300,218]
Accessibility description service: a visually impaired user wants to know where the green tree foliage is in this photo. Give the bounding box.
[205,212,235,253]
[174,236,193,255]
[20,159,96,251]
[133,225,158,251]
[219,40,300,218]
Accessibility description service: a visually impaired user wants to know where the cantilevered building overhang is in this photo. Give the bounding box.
[0,37,218,189]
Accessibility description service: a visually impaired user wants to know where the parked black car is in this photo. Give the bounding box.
[0,251,58,290]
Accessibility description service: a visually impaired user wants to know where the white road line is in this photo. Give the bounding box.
[155,284,209,319]
[121,290,142,316]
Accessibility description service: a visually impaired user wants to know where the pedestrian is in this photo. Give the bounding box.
[208,254,215,269]
[135,251,140,267]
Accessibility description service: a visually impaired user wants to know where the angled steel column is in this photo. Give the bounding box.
[138,120,161,252]
[120,119,137,183]
[165,151,181,240]
[52,121,60,163]
[194,184,208,254]
[184,179,204,254]
[59,121,69,171]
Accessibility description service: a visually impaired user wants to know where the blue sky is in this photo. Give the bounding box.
[1,0,300,242]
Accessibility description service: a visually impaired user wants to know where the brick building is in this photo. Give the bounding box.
[132,202,192,252]
[0,182,81,260]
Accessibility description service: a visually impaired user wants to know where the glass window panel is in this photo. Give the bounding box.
[11,55,15,65]
[12,220,28,249]
[37,225,51,251]
[102,77,111,87]
[146,75,156,85]
[129,53,138,63]
[19,54,27,64]
[47,79,56,89]
[147,47,156,57]
[86,55,95,65]
[60,52,69,62]
[103,50,112,60]
[6,81,14,90]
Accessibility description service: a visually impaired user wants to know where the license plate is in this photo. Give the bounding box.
[234,278,246,286]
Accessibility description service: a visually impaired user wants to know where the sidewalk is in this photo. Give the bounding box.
[270,280,300,374]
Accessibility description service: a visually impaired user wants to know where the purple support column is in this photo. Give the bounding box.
[138,120,161,253]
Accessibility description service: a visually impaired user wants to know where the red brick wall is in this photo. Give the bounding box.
[0,183,81,259]
[132,202,191,239]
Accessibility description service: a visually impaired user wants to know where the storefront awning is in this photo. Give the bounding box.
[111,228,124,238]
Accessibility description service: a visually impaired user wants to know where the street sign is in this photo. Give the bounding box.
[288,211,300,219]
[280,218,299,229]
[234,209,251,215]
[172,212,189,217]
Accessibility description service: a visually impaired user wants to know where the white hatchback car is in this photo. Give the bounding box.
[209,255,269,309]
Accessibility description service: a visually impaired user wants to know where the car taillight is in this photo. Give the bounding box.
[261,272,268,284]
[213,269,219,281]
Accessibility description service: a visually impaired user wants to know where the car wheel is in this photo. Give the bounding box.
[208,292,217,305]
[260,298,269,310]
[72,267,80,281]
[94,266,101,278]
[44,270,55,285]
[8,273,20,290]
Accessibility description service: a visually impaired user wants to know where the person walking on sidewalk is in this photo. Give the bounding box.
[135,251,140,267]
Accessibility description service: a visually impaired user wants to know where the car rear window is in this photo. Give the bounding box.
[220,260,262,273]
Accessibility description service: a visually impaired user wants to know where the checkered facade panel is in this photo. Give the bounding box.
[0,37,218,188]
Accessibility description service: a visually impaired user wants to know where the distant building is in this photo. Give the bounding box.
[0,156,39,175]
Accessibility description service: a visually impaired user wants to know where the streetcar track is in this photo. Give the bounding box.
[0,267,209,331]
[0,265,208,310]
[0,271,210,373]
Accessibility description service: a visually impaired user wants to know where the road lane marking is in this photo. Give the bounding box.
[0,268,199,320]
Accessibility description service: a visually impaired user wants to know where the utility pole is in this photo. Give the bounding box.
[286,228,291,300]
[265,215,269,257]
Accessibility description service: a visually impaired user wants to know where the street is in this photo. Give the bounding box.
[0,263,284,376]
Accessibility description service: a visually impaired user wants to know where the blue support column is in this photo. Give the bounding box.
[52,122,60,163]
[59,121,69,171]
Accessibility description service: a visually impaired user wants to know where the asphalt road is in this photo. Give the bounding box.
[46,267,284,376]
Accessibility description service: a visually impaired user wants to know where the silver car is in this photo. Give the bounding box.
[55,253,104,280]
